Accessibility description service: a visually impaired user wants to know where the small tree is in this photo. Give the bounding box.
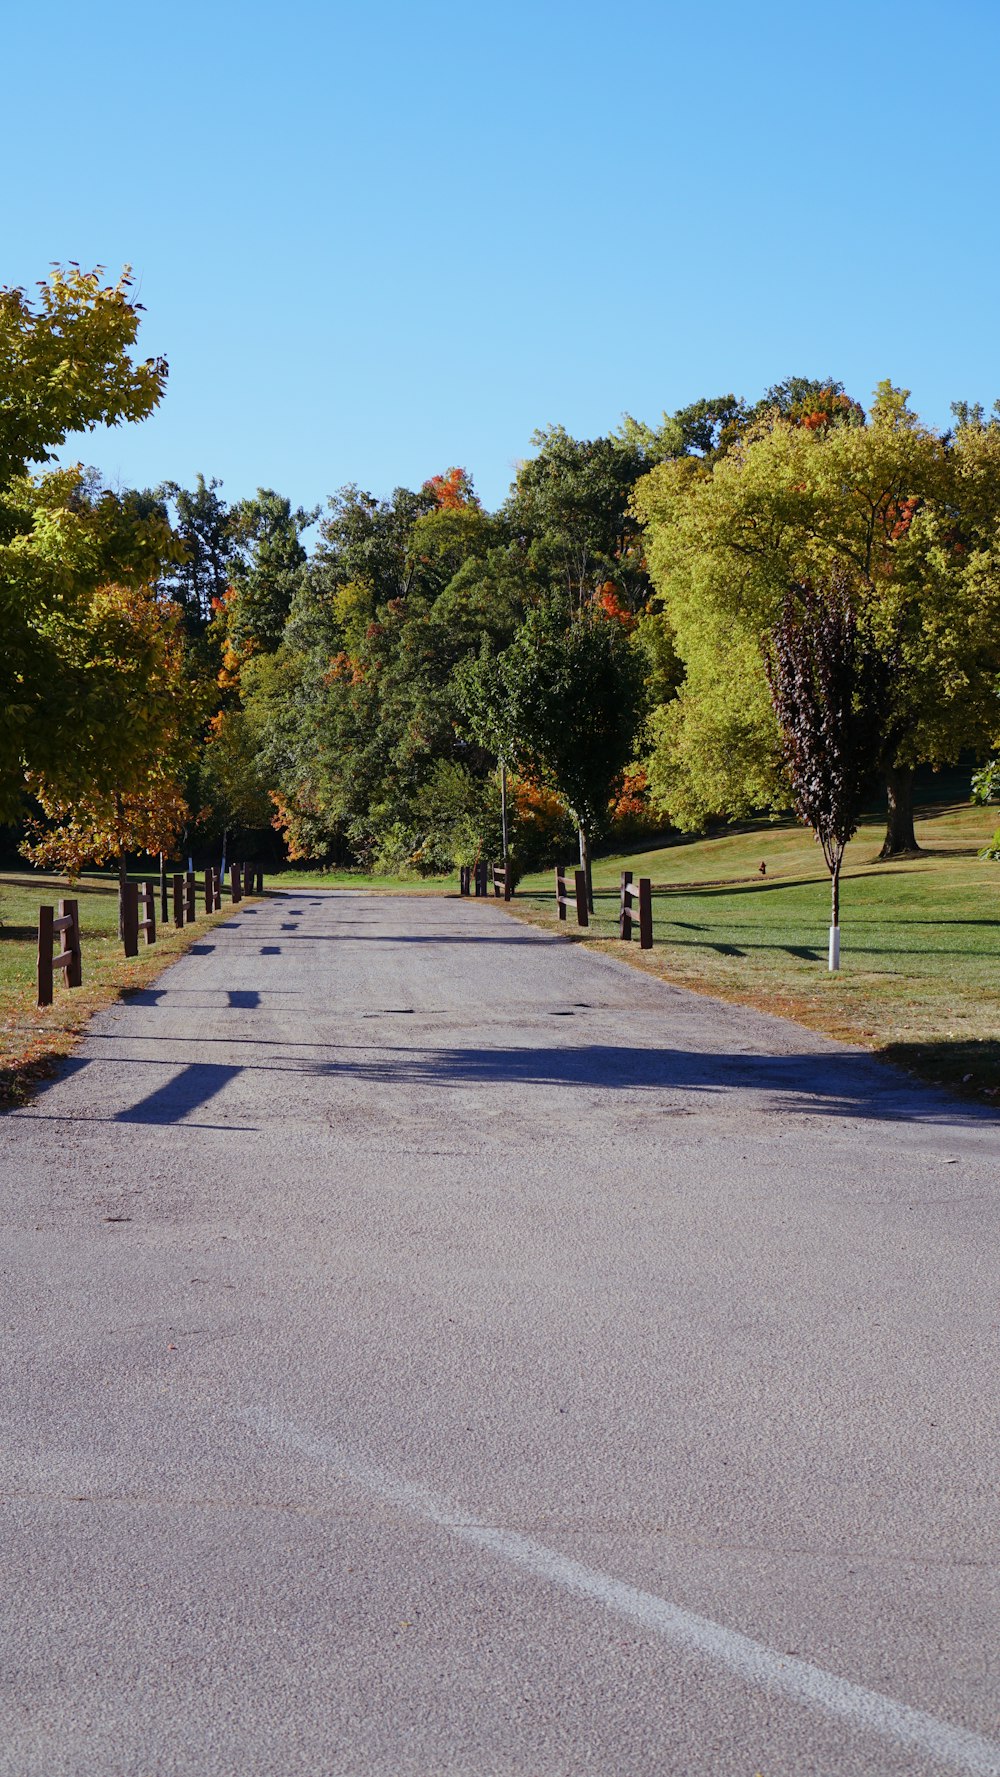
[458,604,646,906]
[763,576,892,968]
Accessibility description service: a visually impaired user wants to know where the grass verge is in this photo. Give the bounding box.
[505,801,1000,1102]
[0,871,259,1111]
[270,866,457,894]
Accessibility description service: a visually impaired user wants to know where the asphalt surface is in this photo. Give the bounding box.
[1,888,997,1777]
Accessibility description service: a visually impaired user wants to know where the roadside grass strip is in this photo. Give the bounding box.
[0,870,261,1110]
[507,802,1000,1102]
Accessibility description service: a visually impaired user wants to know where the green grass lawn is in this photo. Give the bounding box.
[274,866,460,893]
[0,869,256,1107]
[506,800,1000,1101]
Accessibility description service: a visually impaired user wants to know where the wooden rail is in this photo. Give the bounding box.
[123,881,157,957]
[460,860,511,899]
[37,863,265,1010]
[37,900,82,1007]
[619,871,653,948]
[555,866,589,927]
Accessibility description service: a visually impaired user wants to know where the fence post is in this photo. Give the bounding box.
[638,877,653,949]
[243,862,253,898]
[173,874,184,929]
[255,867,263,893]
[620,869,633,940]
[61,899,82,987]
[123,881,140,957]
[555,866,566,920]
[142,880,156,944]
[37,906,54,1007]
[213,868,222,912]
[574,870,589,928]
[202,868,211,914]
[185,870,196,922]
[504,862,512,902]
[231,865,242,905]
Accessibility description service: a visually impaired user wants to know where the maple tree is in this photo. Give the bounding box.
[1,266,179,824]
[0,265,166,486]
[763,575,894,959]
[21,583,206,924]
[636,384,1000,854]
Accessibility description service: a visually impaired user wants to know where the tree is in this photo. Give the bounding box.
[763,576,893,967]
[458,604,646,904]
[503,426,650,611]
[0,468,178,821]
[619,379,860,468]
[620,394,749,465]
[635,384,1000,855]
[240,469,517,874]
[0,265,166,486]
[193,708,274,860]
[21,583,206,926]
[219,489,317,670]
[156,474,234,634]
[0,267,175,821]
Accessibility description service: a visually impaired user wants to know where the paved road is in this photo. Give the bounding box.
[1,890,997,1777]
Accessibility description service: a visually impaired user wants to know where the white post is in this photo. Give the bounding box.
[828,925,841,972]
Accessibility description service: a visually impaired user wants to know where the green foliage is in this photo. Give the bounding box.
[503,426,650,610]
[0,266,166,487]
[0,467,180,822]
[195,708,274,843]
[224,488,317,659]
[978,826,1000,860]
[971,759,1000,804]
[635,383,1000,834]
[157,474,235,634]
[458,604,647,840]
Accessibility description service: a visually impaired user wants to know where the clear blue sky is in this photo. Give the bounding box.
[7,0,1000,514]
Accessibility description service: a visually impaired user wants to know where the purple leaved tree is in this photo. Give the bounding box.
[764,575,893,970]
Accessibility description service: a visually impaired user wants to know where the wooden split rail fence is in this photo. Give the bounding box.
[460,861,512,900]
[553,866,654,945]
[619,870,653,948]
[37,900,82,1007]
[123,881,157,956]
[36,864,265,1008]
[455,860,656,948]
[555,865,589,927]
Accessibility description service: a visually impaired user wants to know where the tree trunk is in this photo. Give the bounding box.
[578,825,593,913]
[880,766,920,858]
[118,853,127,941]
[831,858,840,929]
[500,762,509,865]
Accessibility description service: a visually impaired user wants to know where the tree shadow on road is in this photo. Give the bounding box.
[20,1042,996,1129]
